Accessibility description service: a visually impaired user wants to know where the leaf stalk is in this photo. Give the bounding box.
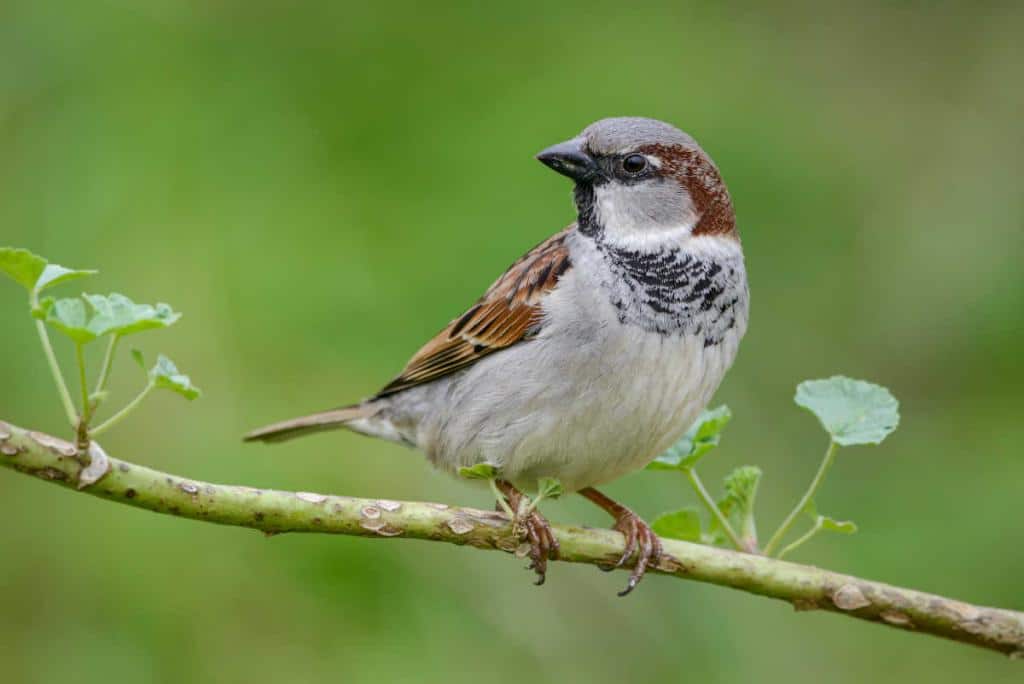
[777,517,824,559]
[74,342,91,423]
[90,382,154,437]
[684,467,745,551]
[93,334,120,400]
[764,440,838,556]
[34,317,78,427]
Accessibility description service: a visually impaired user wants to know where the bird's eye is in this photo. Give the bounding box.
[622,154,648,174]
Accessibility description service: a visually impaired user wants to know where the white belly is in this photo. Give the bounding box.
[485,325,738,491]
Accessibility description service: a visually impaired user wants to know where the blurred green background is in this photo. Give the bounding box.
[2,1,1022,682]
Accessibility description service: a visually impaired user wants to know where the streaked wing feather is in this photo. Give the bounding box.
[375,228,573,397]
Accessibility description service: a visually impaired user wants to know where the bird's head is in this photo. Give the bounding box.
[537,117,736,249]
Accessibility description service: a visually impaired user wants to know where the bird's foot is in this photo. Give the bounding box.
[517,508,560,585]
[609,509,663,596]
[494,479,560,585]
[579,487,663,596]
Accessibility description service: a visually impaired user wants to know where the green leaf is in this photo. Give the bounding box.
[722,465,762,542]
[647,405,732,470]
[34,293,180,344]
[795,376,899,446]
[0,247,96,295]
[723,465,761,512]
[33,296,97,343]
[458,463,499,480]
[803,502,857,535]
[36,263,98,293]
[83,293,180,336]
[704,466,762,546]
[0,247,48,291]
[537,477,564,500]
[131,349,146,369]
[693,405,732,442]
[149,354,201,400]
[651,508,702,542]
[821,516,857,534]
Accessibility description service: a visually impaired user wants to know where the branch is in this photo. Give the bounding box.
[1,419,1022,659]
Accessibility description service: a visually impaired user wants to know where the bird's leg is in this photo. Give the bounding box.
[578,487,663,596]
[493,479,560,585]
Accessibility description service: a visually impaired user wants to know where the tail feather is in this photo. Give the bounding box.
[244,404,377,444]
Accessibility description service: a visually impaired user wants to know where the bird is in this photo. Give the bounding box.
[246,117,749,595]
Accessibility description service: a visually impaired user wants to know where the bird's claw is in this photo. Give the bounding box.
[520,509,559,585]
[495,480,559,585]
[610,510,663,596]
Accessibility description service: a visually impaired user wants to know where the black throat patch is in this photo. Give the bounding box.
[593,240,745,345]
[574,182,602,238]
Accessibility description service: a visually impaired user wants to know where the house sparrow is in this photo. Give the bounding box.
[246,117,748,595]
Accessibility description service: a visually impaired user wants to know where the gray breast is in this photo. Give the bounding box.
[596,242,747,345]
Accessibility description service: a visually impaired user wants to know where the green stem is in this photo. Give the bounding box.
[93,335,120,398]
[90,383,154,437]
[777,517,824,560]
[488,478,515,517]
[74,343,90,423]
[764,441,839,557]
[34,318,78,426]
[741,478,761,553]
[525,480,560,515]
[685,467,744,551]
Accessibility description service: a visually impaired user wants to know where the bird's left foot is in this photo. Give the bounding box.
[610,509,663,596]
[494,479,560,585]
[579,487,663,596]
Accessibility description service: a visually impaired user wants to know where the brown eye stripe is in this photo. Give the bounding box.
[375,229,573,397]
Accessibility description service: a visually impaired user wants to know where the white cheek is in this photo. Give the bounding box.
[594,183,699,252]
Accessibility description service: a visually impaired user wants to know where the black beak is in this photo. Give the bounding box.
[536,138,599,182]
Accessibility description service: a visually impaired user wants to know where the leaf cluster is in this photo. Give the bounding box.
[1,247,202,445]
[648,376,899,559]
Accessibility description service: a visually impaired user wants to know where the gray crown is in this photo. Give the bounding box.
[581,117,698,156]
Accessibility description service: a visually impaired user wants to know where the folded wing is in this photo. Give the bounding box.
[375,228,573,397]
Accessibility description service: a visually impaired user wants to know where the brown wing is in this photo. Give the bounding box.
[374,228,573,398]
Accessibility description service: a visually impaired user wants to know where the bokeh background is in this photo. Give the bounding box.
[2,2,1022,682]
